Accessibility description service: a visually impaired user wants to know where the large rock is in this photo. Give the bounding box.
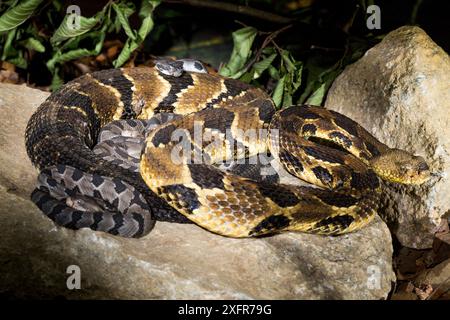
[0,83,395,299]
[325,26,450,249]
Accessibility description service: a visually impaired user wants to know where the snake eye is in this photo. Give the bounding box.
[418,162,429,172]
[194,61,204,71]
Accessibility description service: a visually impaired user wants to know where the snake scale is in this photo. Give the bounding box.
[25,62,431,238]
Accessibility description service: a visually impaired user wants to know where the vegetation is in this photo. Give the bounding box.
[0,0,441,106]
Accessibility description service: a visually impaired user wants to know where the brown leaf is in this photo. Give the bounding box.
[414,284,433,300]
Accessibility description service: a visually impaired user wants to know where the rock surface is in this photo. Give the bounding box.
[0,83,395,299]
[325,26,450,249]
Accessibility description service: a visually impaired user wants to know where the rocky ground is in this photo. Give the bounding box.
[0,26,448,299]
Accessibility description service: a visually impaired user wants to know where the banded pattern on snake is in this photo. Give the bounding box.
[25,62,431,238]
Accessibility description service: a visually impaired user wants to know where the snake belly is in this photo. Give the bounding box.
[26,66,388,238]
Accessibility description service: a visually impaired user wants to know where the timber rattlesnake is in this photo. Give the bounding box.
[25,60,431,238]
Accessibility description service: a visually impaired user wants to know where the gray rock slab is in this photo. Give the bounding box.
[0,82,394,299]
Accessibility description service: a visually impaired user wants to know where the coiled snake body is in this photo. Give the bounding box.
[25,65,430,238]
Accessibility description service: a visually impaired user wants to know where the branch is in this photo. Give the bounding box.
[163,0,293,24]
[241,24,292,74]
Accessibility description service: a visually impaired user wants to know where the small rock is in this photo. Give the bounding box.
[391,282,418,300]
[0,83,395,299]
[414,258,450,300]
[414,284,433,300]
[325,26,450,249]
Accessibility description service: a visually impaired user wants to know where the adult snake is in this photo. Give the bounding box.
[25,63,431,237]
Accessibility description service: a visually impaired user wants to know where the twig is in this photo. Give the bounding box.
[310,45,344,52]
[342,3,360,34]
[242,24,292,72]
[234,20,250,29]
[410,0,424,24]
[426,275,450,300]
[269,39,283,55]
[163,0,293,24]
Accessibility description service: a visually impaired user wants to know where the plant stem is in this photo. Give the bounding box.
[163,0,293,24]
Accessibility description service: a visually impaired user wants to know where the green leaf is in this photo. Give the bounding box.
[137,0,160,41]
[113,0,160,68]
[306,82,327,105]
[219,26,257,78]
[8,51,27,69]
[268,65,280,80]
[136,0,159,42]
[113,37,139,68]
[47,48,90,70]
[57,25,105,51]
[271,51,303,108]
[47,31,105,71]
[121,1,136,17]
[0,27,27,68]
[280,72,295,108]
[282,91,293,107]
[0,0,43,33]
[238,71,254,83]
[280,50,296,73]
[139,0,161,18]
[1,28,17,60]
[272,75,286,108]
[112,2,136,40]
[252,53,276,79]
[50,10,103,45]
[298,59,339,105]
[137,15,154,42]
[51,0,63,12]
[2,0,20,8]
[20,37,45,52]
[292,62,303,91]
[299,62,341,106]
[262,47,276,55]
[50,67,63,91]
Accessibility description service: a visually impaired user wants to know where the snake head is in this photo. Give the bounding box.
[369,149,431,185]
[155,60,184,77]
